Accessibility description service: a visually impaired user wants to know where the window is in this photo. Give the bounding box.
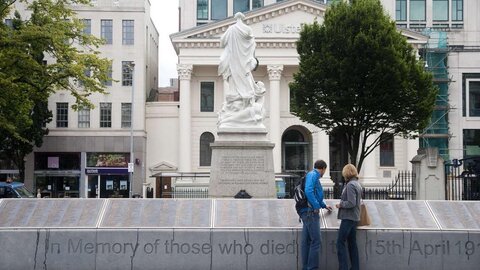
[122,20,134,45]
[282,129,309,172]
[78,108,90,128]
[197,0,208,20]
[122,61,134,86]
[433,0,448,21]
[79,68,91,87]
[452,0,463,21]
[234,0,249,14]
[468,80,480,117]
[211,0,227,20]
[252,0,263,9]
[200,82,214,112]
[4,19,13,28]
[81,19,91,35]
[101,19,113,44]
[463,129,480,158]
[410,0,426,21]
[103,64,112,86]
[100,103,112,128]
[121,103,132,128]
[200,132,215,166]
[380,134,394,167]
[396,0,407,21]
[56,103,68,128]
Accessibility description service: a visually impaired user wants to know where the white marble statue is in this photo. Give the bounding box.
[218,12,266,129]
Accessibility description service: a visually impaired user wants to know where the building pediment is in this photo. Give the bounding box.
[171,0,427,52]
[171,0,327,52]
[149,161,177,173]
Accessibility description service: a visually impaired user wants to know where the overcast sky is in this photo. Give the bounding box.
[150,0,179,87]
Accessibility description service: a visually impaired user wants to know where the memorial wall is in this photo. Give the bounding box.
[0,198,479,270]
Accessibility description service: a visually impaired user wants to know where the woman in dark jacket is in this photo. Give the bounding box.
[335,164,363,270]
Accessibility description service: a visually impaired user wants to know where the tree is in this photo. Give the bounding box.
[0,0,112,179]
[289,0,436,173]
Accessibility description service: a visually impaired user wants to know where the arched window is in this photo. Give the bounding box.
[282,128,311,173]
[200,132,215,166]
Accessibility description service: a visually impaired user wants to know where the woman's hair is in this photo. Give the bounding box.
[342,164,358,180]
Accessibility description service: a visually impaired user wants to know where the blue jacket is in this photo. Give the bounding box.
[301,169,327,213]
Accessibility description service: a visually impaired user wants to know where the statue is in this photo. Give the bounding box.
[218,12,266,129]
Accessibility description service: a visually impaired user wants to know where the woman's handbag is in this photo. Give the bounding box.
[358,203,371,226]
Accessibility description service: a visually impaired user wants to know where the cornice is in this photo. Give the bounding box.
[174,40,298,50]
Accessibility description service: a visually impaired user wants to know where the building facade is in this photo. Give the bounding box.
[5,0,159,198]
[145,0,480,195]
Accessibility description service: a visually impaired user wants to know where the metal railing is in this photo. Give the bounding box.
[324,171,416,200]
[172,186,208,198]
[445,157,480,200]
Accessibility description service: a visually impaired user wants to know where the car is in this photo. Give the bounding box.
[0,181,35,198]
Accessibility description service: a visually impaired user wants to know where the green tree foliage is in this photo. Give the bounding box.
[290,0,436,172]
[0,0,111,179]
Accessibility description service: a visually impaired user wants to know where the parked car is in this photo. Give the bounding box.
[0,181,35,198]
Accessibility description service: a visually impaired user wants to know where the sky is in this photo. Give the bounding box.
[150,0,179,87]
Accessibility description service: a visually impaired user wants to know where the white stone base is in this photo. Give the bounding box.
[209,135,276,198]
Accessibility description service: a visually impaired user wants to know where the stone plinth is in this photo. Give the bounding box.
[209,128,276,198]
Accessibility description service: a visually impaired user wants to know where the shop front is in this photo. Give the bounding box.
[34,152,81,198]
[85,153,130,198]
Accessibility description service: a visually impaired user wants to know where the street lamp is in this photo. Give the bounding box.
[128,63,135,198]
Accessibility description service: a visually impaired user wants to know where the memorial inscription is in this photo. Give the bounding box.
[217,155,267,186]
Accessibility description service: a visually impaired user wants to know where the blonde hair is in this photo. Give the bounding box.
[342,164,358,181]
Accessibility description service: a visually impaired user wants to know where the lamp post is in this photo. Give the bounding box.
[128,63,135,198]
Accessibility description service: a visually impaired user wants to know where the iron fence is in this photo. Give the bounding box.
[172,186,208,198]
[445,157,480,200]
[164,171,416,200]
[324,171,416,200]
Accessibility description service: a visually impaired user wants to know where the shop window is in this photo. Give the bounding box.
[34,152,81,170]
[86,152,129,167]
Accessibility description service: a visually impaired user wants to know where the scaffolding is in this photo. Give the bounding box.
[420,30,450,161]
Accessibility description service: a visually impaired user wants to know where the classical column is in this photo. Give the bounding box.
[177,64,193,172]
[267,65,283,173]
[317,130,331,183]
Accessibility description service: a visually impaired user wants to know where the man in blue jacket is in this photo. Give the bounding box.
[300,159,332,270]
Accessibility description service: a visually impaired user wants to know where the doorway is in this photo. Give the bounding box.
[86,175,129,198]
